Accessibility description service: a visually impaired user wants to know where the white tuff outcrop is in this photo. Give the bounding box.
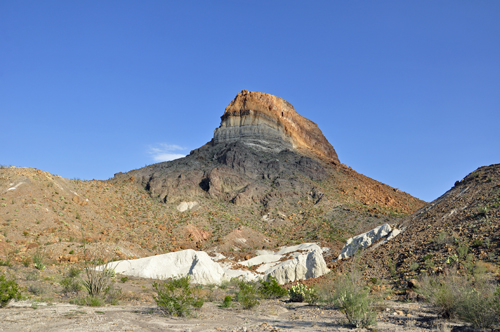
[102,243,330,285]
[336,223,397,260]
[106,249,224,285]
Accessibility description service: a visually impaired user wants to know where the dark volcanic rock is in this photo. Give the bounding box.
[112,90,339,206]
[114,140,328,205]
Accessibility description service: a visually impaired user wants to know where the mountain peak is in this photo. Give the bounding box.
[213,90,339,164]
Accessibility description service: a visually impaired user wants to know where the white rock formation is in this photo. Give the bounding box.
[265,249,329,284]
[104,249,224,285]
[102,243,329,285]
[176,201,199,212]
[336,223,393,260]
[240,243,329,284]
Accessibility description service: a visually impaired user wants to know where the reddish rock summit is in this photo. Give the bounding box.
[214,90,340,164]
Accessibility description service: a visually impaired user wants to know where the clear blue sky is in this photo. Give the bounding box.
[1,1,499,202]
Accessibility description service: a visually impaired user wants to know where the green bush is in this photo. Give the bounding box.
[331,270,377,328]
[259,276,287,299]
[0,259,12,267]
[236,281,260,309]
[153,276,204,317]
[33,249,45,270]
[0,273,22,307]
[60,277,82,294]
[68,267,81,278]
[220,295,232,308]
[288,283,318,304]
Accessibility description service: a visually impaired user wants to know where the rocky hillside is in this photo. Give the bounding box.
[357,164,500,285]
[0,90,426,267]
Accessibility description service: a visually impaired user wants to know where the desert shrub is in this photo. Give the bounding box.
[80,262,113,297]
[259,276,287,299]
[409,262,420,271]
[0,273,22,307]
[28,284,45,296]
[220,295,232,308]
[70,295,104,306]
[33,249,45,270]
[104,286,122,305]
[236,281,260,309]
[22,257,32,267]
[26,271,40,281]
[153,275,204,317]
[330,270,377,328]
[60,277,82,294]
[288,283,318,304]
[0,258,12,267]
[219,280,230,290]
[120,276,129,283]
[417,271,500,328]
[417,272,462,319]
[68,267,81,278]
[455,281,500,328]
[457,244,469,260]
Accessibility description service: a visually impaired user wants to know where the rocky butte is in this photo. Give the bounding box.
[112,90,423,219]
[213,90,339,164]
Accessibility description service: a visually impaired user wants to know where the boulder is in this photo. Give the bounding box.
[176,201,199,212]
[337,223,392,260]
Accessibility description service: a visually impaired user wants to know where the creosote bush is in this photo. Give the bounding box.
[153,275,204,317]
[220,295,232,308]
[0,273,22,307]
[330,268,377,328]
[258,276,287,299]
[236,280,260,309]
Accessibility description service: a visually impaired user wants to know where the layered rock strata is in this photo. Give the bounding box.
[213,90,339,164]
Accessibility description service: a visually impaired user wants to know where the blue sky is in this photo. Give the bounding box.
[1,1,499,202]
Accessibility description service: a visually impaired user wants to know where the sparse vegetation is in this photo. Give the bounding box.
[258,276,287,299]
[153,275,204,316]
[329,268,377,328]
[235,280,260,309]
[417,268,500,328]
[33,249,46,270]
[60,277,82,294]
[288,283,318,304]
[220,295,232,308]
[0,273,22,307]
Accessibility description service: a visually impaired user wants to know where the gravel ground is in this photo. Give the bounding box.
[0,300,474,332]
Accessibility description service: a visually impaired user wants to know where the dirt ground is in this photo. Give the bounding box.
[1,299,475,332]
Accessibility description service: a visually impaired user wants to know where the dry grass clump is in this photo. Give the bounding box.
[417,267,500,329]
